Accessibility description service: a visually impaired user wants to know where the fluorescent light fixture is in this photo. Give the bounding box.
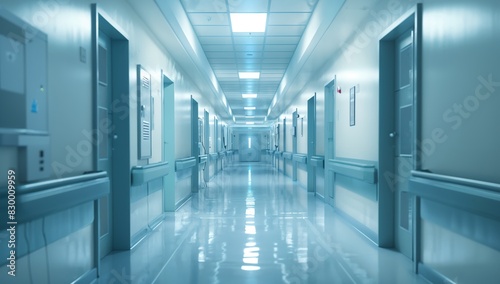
[244,106,256,110]
[239,72,260,79]
[242,93,258,99]
[230,13,267,33]
[246,122,255,125]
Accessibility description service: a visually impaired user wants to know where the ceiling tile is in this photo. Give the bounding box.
[194,25,231,37]
[181,0,228,13]
[269,0,318,12]
[262,58,289,64]
[268,13,311,25]
[263,51,293,58]
[234,45,264,52]
[266,25,305,36]
[233,37,265,45]
[264,44,297,52]
[236,52,263,59]
[227,0,269,12]
[203,44,234,52]
[209,58,237,64]
[199,36,233,44]
[236,59,262,65]
[187,13,229,25]
[205,51,235,58]
[265,36,300,45]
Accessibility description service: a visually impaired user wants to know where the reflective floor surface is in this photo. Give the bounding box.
[96,162,428,284]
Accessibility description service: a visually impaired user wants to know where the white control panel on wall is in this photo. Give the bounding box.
[0,10,50,182]
[137,65,152,159]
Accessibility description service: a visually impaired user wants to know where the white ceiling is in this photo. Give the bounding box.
[179,0,319,123]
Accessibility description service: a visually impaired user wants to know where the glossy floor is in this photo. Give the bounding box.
[96,162,428,284]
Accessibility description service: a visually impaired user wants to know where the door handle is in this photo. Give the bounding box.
[389,132,397,138]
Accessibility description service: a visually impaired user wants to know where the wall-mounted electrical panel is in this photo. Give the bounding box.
[0,10,50,183]
[137,65,152,159]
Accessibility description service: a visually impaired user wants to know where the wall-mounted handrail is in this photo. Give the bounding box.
[175,156,197,171]
[199,154,208,164]
[209,153,218,160]
[328,159,377,184]
[283,152,293,160]
[131,161,170,186]
[0,171,109,226]
[293,154,307,164]
[410,171,500,218]
[310,155,325,168]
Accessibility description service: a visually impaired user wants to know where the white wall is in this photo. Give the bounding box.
[419,0,500,184]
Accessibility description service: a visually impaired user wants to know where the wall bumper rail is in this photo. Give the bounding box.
[0,171,109,225]
[209,153,218,161]
[310,155,325,168]
[199,154,208,164]
[175,157,197,171]
[131,161,170,186]
[293,154,307,164]
[283,152,293,160]
[410,171,500,283]
[327,159,377,184]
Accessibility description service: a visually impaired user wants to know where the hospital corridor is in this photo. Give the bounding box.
[0,0,499,283]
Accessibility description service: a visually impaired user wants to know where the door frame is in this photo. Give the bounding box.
[378,4,422,263]
[191,97,199,192]
[292,109,298,181]
[307,94,317,193]
[324,77,336,206]
[91,4,131,262]
[162,72,175,211]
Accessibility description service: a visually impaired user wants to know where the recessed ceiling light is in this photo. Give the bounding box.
[242,94,258,99]
[239,72,260,79]
[230,13,267,33]
[246,122,255,125]
[244,106,256,110]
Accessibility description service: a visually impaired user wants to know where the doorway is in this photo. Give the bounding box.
[379,5,421,257]
[162,72,175,211]
[307,94,317,193]
[92,5,130,256]
[239,134,261,162]
[191,97,199,192]
[324,78,336,206]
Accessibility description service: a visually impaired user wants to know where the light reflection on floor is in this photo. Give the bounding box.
[96,162,427,284]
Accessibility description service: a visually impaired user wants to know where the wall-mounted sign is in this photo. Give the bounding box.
[350,86,356,126]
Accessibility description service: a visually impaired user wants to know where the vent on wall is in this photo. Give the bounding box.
[137,64,152,159]
[142,120,150,141]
